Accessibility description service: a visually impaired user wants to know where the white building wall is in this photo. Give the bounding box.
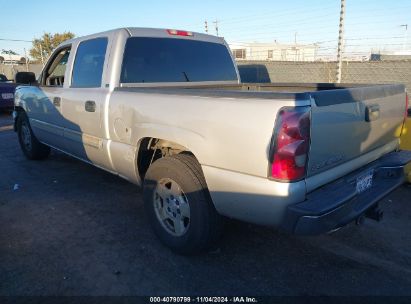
[229,42,318,61]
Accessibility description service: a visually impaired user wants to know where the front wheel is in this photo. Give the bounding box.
[17,112,50,160]
[143,154,223,255]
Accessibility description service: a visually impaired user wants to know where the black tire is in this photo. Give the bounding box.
[17,112,50,160]
[143,154,223,255]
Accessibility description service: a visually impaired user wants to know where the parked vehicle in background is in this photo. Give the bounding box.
[13,28,411,254]
[0,82,16,111]
[0,72,36,111]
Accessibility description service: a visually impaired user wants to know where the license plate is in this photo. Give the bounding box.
[356,170,374,194]
[1,93,14,100]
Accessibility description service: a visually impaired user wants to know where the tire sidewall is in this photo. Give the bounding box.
[143,157,212,254]
[16,112,50,160]
[17,113,34,159]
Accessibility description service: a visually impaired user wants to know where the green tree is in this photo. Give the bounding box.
[30,32,75,63]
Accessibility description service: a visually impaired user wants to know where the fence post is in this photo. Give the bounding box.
[336,0,346,83]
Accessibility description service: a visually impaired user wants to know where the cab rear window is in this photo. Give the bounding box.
[120,37,238,83]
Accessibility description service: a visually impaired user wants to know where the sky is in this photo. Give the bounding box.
[1,0,410,58]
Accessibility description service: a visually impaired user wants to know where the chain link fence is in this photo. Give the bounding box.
[0,63,43,80]
[237,60,411,91]
[2,59,411,93]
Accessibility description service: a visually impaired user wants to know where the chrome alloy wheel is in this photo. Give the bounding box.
[20,122,32,152]
[153,178,190,236]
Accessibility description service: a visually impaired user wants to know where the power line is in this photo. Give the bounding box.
[218,3,338,25]
[0,38,32,42]
[211,4,411,36]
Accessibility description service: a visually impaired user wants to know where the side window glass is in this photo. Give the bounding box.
[44,47,71,86]
[71,38,108,88]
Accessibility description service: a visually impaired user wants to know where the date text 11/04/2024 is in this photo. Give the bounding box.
[149,297,258,303]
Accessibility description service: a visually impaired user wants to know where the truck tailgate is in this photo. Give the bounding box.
[306,84,406,185]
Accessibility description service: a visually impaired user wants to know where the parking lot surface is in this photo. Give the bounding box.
[0,112,411,296]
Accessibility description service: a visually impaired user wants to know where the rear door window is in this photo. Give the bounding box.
[120,37,238,83]
[71,38,108,88]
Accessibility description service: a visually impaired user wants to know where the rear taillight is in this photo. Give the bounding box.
[167,29,193,36]
[401,93,409,137]
[270,106,311,182]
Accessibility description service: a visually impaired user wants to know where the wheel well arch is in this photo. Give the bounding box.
[136,137,196,180]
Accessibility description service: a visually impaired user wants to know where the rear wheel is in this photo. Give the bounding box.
[17,112,50,160]
[143,154,223,255]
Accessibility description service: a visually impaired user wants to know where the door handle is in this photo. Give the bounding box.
[85,100,96,112]
[53,97,61,107]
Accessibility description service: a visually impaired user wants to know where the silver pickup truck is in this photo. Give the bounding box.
[13,28,411,254]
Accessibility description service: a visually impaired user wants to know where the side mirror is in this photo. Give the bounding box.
[15,72,37,85]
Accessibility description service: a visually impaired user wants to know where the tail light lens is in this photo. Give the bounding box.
[270,106,311,182]
[167,29,193,36]
[401,93,409,137]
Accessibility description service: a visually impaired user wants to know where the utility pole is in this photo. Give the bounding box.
[294,32,298,61]
[24,48,29,72]
[204,20,208,33]
[336,0,346,83]
[401,24,408,50]
[9,52,14,69]
[213,19,219,36]
[39,43,44,67]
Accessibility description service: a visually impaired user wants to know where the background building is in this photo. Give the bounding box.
[229,42,319,61]
[0,54,28,65]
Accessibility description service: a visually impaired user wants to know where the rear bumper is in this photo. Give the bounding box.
[281,150,411,235]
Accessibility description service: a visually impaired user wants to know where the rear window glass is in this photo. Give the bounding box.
[120,37,238,83]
